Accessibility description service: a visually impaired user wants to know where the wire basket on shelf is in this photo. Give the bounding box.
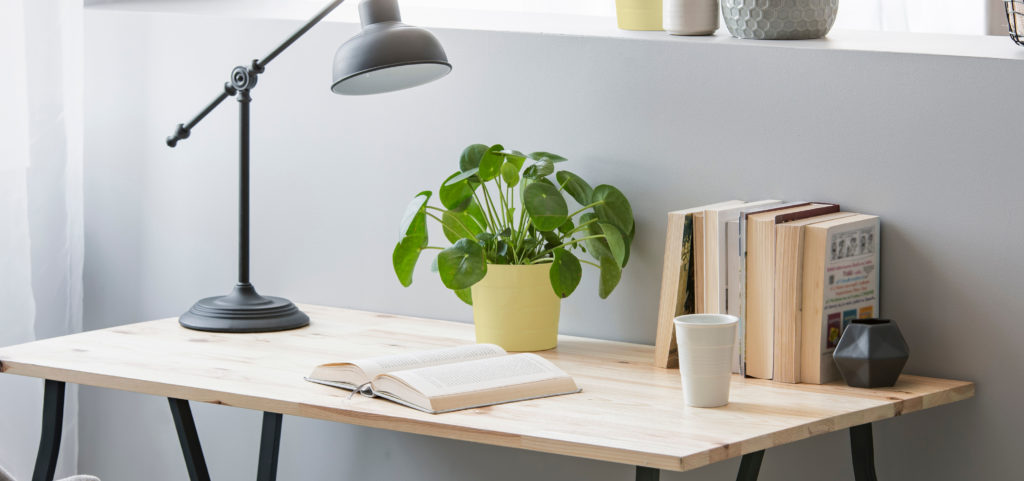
[1006,1,1024,46]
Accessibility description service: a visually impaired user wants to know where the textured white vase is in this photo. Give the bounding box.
[664,0,719,36]
[721,0,838,40]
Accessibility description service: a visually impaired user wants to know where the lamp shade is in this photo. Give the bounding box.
[331,0,451,95]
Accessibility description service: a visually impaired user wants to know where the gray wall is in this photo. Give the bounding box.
[83,8,1023,480]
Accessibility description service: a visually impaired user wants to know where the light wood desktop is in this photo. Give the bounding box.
[0,304,973,481]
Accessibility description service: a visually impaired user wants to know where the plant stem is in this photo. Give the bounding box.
[495,177,510,228]
[423,246,443,250]
[472,189,498,233]
[515,186,530,245]
[537,234,605,257]
[567,200,604,220]
[580,259,600,268]
[564,218,599,236]
[530,257,554,264]
[480,185,504,231]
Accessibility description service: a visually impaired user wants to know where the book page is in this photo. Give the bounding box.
[379,353,572,399]
[353,344,506,379]
[726,219,741,374]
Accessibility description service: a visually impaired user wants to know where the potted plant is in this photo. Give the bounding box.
[616,0,663,31]
[392,144,635,351]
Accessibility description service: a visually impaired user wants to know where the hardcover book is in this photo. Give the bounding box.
[744,203,839,379]
[307,344,580,413]
[708,200,782,373]
[737,202,811,377]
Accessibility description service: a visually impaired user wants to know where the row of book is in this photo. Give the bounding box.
[655,200,880,384]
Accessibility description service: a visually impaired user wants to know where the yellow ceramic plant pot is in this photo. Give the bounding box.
[615,0,663,31]
[470,264,561,352]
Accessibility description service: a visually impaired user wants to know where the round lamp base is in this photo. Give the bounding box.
[179,283,309,333]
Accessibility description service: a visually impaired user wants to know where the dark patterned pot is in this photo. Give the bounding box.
[833,319,910,388]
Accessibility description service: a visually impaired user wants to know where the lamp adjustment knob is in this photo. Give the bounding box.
[230,66,257,91]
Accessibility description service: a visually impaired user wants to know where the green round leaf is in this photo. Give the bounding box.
[437,238,487,290]
[477,144,505,181]
[555,170,593,206]
[528,151,567,163]
[392,235,427,287]
[549,248,582,298]
[439,172,473,211]
[524,159,555,179]
[489,239,511,264]
[598,222,627,267]
[592,185,634,235]
[503,150,527,169]
[398,191,431,238]
[580,213,612,261]
[622,219,635,267]
[460,144,489,172]
[442,210,483,243]
[445,167,479,185]
[523,181,568,231]
[521,236,541,256]
[454,287,473,305]
[464,199,487,232]
[598,255,622,299]
[541,229,561,247]
[557,218,574,235]
[501,161,520,187]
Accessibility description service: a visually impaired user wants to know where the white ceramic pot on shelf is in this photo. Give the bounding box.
[664,0,720,36]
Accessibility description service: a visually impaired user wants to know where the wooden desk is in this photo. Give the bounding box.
[0,305,973,481]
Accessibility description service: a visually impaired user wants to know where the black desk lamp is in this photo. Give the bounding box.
[166,0,451,332]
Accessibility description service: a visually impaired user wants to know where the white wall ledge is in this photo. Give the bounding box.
[87,0,1024,62]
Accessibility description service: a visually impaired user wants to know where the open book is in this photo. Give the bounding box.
[306,344,581,414]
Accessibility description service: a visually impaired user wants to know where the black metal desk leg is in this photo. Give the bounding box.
[736,450,765,481]
[32,380,66,481]
[850,423,878,481]
[168,398,212,481]
[635,466,659,481]
[257,412,283,481]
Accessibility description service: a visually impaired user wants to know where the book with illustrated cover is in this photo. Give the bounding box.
[654,201,742,368]
[799,214,880,384]
[306,344,580,414]
[772,212,858,383]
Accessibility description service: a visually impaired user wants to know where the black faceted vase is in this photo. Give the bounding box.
[833,319,910,388]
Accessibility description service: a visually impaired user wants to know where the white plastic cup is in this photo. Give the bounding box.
[663,0,720,36]
[674,314,738,407]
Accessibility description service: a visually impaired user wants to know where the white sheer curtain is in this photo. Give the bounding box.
[818,0,989,34]
[0,0,83,479]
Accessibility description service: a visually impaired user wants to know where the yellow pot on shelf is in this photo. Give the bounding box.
[470,264,561,352]
[615,0,664,31]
